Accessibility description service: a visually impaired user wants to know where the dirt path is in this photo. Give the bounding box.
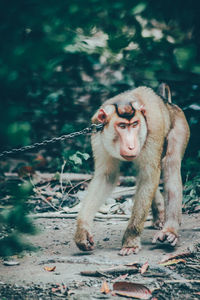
[0,212,200,299]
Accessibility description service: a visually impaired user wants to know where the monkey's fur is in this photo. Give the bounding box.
[74,86,190,255]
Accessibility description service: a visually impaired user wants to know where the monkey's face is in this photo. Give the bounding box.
[114,115,141,160]
[95,104,147,161]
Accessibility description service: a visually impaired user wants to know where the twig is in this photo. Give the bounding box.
[80,263,189,286]
[112,187,136,197]
[29,175,36,189]
[186,265,200,272]
[4,172,137,183]
[39,194,60,212]
[33,187,59,212]
[60,159,67,195]
[164,279,200,284]
[159,249,195,264]
[29,212,130,220]
[36,172,93,182]
[149,264,188,282]
[80,265,138,277]
[67,179,90,196]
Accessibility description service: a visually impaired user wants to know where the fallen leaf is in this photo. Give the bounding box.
[159,250,193,264]
[33,154,47,168]
[159,259,186,266]
[46,196,53,202]
[18,166,35,177]
[52,284,69,295]
[113,281,152,299]
[44,266,56,272]
[101,281,110,294]
[52,285,61,293]
[140,262,149,274]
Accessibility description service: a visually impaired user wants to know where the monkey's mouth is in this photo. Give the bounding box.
[121,155,137,161]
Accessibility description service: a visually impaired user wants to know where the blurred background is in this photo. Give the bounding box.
[0,0,199,255]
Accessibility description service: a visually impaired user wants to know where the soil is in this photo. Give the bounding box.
[0,212,200,299]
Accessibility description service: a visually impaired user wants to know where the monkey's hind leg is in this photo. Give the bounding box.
[152,113,190,246]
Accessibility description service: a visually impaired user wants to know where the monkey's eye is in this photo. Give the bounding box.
[131,121,139,127]
[118,123,127,129]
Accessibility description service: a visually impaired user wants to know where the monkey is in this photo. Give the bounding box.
[74,85,190,255]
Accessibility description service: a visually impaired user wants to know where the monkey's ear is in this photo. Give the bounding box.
[92,108,108,124]
[92,105,115,124]
[97,109,108,123]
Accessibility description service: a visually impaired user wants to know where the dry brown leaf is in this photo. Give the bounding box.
[52,284,69,295]
[159,259,186,266]
[52,285,61,293]
[34,154,47,168]
[159,250,193,264]
[140,261,149,274]
[100,281,110,294]
[18,166,35,177]
[46,196,53,202]
[113,281,152,299]
[44,266,56,272]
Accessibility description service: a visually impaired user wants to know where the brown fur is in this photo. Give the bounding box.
[74,86,190,255]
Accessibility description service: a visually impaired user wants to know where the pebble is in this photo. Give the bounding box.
[3,261,20,266]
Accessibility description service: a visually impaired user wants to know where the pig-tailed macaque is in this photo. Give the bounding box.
[74,85,190,255]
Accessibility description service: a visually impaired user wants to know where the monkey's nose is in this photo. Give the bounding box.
[128,146,135,150]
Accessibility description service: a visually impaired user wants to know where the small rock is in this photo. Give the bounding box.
[53,226,60,230]
[3,261,20,266]
[103,237,110,242]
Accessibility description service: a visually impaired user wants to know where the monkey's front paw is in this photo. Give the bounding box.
[74,227,94,251]
[120,234,141,256]
[152,228,178,247]
[119,246,140,256]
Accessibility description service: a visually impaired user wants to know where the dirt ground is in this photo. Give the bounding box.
[0,212,200,299]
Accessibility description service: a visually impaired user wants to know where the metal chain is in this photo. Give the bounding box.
[0,123,103,158]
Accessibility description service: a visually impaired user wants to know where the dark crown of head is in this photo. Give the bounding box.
[114,102,135,120]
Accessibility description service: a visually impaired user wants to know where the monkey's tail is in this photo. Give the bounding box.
[158,83,172,103]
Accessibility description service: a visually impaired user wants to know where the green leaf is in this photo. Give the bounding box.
[69,154,82,165]
[76,151,90,160]
[191,64,200,74]
[131,2,147,15]
[174,45,196,69]
[7,122,31,146]
[81,153,90,160]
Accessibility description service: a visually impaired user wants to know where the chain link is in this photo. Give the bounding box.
[0,123,103,159]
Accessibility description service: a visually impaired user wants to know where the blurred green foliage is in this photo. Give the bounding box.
[0,0,199,158]
[0,0,199,255]
[0,181,35,256]
[183,175,200,212]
